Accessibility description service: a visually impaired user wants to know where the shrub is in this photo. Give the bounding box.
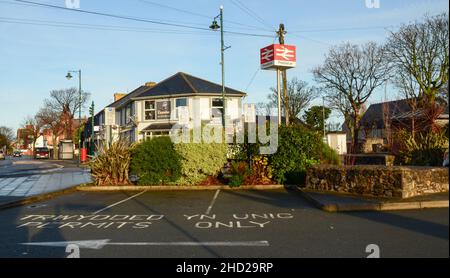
[227,161,250,187]
[403,130,449,166]
[320,143,341,165]
[269,125,323,185]
[89,139,134,185]
[174,141,228,185]
[247,155,273,185]
[130,137,182,185]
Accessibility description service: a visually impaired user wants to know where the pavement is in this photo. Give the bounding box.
[298,189,449,212]
[0,188,447,258]
[0,157,91,208]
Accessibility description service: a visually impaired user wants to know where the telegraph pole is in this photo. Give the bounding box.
[277,23,290,126]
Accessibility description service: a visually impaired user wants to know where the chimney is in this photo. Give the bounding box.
[114,93,126,101]
[145,82,157,87]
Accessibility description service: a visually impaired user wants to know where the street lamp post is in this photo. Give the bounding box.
[66,70,82,166]
[210,5,229,127]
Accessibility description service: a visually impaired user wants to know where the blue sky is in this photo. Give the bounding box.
[0,0,448,130]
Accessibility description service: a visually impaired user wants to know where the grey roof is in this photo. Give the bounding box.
[136,72,246,98]
[360,98,449,129]
[108,86,149,108]
[100,72,246,111]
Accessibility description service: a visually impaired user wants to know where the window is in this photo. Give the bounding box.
[211,98,223,118]
[144,101,155,120]
[176,98,187,107]
[175,98,188,119]
[125,104,132,123]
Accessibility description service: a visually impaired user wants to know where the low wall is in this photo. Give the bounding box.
[305,165,449,198]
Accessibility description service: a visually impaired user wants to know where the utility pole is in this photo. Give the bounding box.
[277,23,290,126]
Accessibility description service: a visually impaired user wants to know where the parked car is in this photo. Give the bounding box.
[0,150,5,160]
[13,150,22,157]
[443,149,449,167]
[34,147,50,159]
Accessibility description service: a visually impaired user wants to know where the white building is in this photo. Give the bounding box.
[90,72,247,145]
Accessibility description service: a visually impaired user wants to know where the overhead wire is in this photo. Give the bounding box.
[244,36,278,93]
[0,17,215,35]
[229,0,276,32]
[12,0,273,38]
[290,25,396,33]
[138,0,272,32]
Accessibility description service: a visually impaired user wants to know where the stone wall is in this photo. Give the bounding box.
[305,165,449,198]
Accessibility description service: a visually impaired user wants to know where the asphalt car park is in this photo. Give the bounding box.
[0,189,447,258]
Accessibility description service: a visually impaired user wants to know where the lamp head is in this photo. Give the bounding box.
[65,72,73,80]
[209,20,220,30]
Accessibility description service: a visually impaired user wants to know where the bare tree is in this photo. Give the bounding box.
[36,107,63,159]
[386,13,449,106]
[313,42,389,152]
[393,70,421,138]
[256,102,273,116]
[44,88,90,139]
[269,78,318,121]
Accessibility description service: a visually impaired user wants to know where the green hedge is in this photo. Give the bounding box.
[174,142,228,185]
[130,137,182,185]
[130,136,228,185]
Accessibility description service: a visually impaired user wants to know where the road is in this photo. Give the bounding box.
[0,156,91,205]
[0,156,77,178]
[0,188,447,258]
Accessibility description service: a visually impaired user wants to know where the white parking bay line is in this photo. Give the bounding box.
[108,241,270,247]
[93,190,148,215]
[22,240,270,249]
[205,189,220,215]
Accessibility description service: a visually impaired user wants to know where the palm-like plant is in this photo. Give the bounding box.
[89,139,135,185]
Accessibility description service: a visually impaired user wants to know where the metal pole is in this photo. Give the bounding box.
[322,97,326,142]
[91,101,95,156]
[78,70,82,166]
[276,68,281,125]
[220,6,226,127]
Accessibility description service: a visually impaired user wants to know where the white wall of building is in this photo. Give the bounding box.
[327,133,347,155]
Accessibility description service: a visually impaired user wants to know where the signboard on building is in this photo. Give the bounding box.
[260,44,296,70]
[156,100,171,120]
